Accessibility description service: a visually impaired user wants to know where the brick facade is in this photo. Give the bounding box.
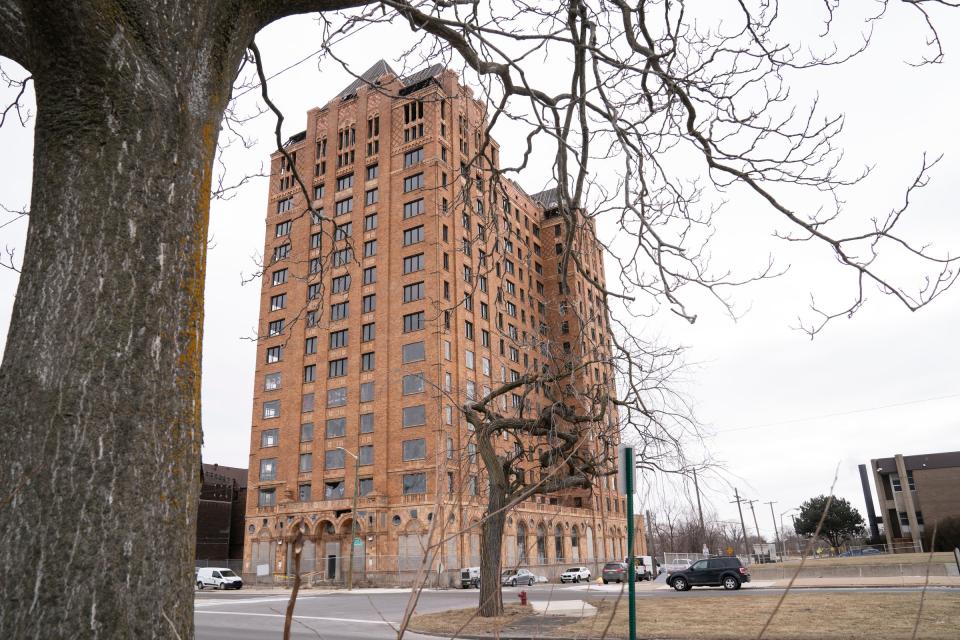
[243,62,631,585]
[197,463,248,561]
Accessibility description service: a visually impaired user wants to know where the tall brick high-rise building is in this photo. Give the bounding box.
[243,61,631,585]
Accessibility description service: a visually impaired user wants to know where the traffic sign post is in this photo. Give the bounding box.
[619,445,637,640]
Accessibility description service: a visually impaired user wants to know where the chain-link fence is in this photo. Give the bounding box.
[240,555,626,588]
[749,561,957,579]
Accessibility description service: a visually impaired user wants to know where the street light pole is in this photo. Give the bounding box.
[791,514,801,555]
[779,508,797,559]
[338,446,361,591]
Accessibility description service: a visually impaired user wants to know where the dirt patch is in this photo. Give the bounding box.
[560,591,960,639]
[409,604,537,637]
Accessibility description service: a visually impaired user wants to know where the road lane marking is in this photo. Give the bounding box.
[195,596,328,607]
[195,611,397,625]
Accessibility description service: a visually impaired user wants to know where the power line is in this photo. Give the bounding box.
[232,47,325,100]
[714,391,960,435]
[232,17,384,100]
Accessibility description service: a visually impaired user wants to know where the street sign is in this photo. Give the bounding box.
[726,547,734,556]
[617,445,636,494]
[353,537,363,546]
[620,445,637,640]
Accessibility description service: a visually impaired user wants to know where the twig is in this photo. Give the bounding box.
[911,522,938,640]
[756,463,840,639]
[161,611,183,640]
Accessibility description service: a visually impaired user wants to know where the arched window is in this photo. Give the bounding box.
[399,520,427,571]
[554,525,564,562]
[570,525,580,562]
[536,524,547,564]
[469,522,481,566]
[516,522,528,563]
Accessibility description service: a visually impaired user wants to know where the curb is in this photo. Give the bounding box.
[411,630,573,640]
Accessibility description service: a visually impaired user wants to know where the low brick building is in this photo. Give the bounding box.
[197,463,248,562]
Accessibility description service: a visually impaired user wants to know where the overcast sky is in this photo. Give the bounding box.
[1,4,958,544]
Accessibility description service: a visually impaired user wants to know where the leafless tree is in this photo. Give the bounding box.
[648,501,756,557]
[1,0,957,636]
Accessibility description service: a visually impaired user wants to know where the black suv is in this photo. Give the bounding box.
[668,557,750,591]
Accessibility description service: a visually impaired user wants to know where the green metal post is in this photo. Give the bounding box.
[625,446,636,640]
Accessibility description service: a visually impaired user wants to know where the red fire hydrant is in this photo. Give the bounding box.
[518,590,528,606]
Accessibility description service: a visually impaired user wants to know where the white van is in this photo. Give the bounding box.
[196,567,243,590]
[624,555,657,580]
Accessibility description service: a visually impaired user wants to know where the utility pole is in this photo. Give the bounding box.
[731,489,750,558]
[746,499,764,561]
[746,499,762,543]
[692,468,705,533]
[765,501,781,562]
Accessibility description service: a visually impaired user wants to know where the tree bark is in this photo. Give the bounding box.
[478,484,507,618]
[0,4,255,637]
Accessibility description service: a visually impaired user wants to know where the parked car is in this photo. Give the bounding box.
[196,567,243,590]
[663,557,692,573]
[559,566,592,583]
[501,568,537,587]
[667,557,750,591]
[601,562,631,584]
[459,566,480,588]
[861,547,882,555]
[624,555,656,580]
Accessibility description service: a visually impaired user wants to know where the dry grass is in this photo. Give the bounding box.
[561,592,960,639]
[409,604,533,636]
[772,552,953,568]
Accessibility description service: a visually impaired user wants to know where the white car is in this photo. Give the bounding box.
[663,558,692,574]
[559,566,591,583]
[196,567,243,590]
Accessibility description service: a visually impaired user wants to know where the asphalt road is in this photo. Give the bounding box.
[194,583,956,639]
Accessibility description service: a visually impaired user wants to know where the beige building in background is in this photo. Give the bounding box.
[864,450,960,551]
[242,61,629,585]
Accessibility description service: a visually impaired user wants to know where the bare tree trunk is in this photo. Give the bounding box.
[0,5,252,637]
[478,485,507,618]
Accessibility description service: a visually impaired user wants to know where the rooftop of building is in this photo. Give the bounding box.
[279,60,576,218]
[202,462,248,489]
[872,450,960,475]
[337,59,446,100]
[530,186,560,210]
[284,59,448,146]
